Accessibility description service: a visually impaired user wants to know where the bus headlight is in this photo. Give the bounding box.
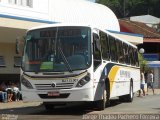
[76,74,90,87]
[21,76,34,89]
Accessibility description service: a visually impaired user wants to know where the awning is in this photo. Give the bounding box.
[0,15,53,43]
[144,38,160,43]
[0,14,53,29]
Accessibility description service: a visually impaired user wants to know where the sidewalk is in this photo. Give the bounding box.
[0,89,160,110]
[138,88,160,96]
[145,88,160,95]
[0,101,42,109]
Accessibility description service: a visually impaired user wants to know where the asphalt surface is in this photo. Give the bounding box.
[0,90,160,120]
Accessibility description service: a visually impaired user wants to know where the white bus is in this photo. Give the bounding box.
[21,23,140,110]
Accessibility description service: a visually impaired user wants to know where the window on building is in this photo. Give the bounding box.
[0,56,6,67]
[8,0,32,7]
[14,56,21,67]
[26,0,32,7]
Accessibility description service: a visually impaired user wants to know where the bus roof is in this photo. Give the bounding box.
[28,23,137,49]
[28,23,93,31]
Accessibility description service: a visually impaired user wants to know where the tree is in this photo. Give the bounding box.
[138,53,148,72]
[96,0,160,18]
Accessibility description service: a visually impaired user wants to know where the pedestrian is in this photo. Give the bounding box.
[138,69,146,97]
[12,83,20,101]
[147,70,154,95]
[0,81,8,102]
[5,82,13,102]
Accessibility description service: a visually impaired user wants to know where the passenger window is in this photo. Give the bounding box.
[109,36,118,62]
[134,49,139,67]
[100,32,110,60]
[93,33,102,70]
[123,44,129,64]
[116,40,124,63]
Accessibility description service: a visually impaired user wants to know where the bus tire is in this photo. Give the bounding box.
[96,84,110,110]
[96,89,107,110]
[125,82,133,102]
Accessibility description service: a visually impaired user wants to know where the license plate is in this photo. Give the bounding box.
[47,91,60,96]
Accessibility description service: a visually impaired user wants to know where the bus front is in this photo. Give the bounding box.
[21,26,93,108]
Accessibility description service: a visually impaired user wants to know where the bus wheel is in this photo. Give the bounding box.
[125,82,133,102]
[96,88,110,110]
[96,90,106,110]
[44,104,55,110]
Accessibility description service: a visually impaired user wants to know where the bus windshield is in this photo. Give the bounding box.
[22,26,91,72]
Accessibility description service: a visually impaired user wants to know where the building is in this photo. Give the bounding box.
[130,15,160,31]
[0,0,119,83]
[0,0,54,83]
[119,19,160,88]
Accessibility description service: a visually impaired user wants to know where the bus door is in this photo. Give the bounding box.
[93,32,104,100]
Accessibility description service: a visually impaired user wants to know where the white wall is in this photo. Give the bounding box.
[0,43,20,74]
[0,0,120,76]
[0,0,51,21]
[1,0,119,31]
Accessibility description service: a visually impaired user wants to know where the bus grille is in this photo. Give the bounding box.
[38,93,70,99]
[35,83,74,90]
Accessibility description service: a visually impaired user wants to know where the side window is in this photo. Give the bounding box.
[123,43,129,64]
[134,49,139,67]
[128,46,132,65]
[131,48,135,66]
[100,32,110,60]
[116,40,124,63]
[130,47,134,65]
[109,36,118,62]
[132,48,137,66]
[128,46,135,65]
[93,33,102,70]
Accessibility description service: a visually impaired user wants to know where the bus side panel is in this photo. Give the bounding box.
[108,64,140,98]
[93,63,140,101]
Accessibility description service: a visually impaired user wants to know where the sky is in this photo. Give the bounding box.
[86,0,96,2]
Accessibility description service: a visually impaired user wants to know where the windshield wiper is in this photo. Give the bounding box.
[58,46,73,73]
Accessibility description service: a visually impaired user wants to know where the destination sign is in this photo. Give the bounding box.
[40,29,81,38]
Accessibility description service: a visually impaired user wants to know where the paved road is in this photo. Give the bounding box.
[92,94,160,114]
[0,94,160,120]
